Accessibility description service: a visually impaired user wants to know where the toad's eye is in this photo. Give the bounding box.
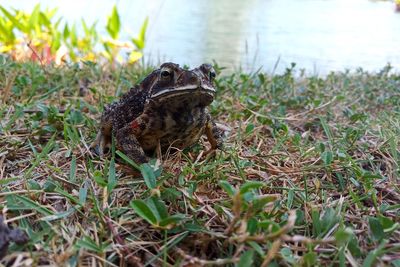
[209,71,216,80]
[160,69,171,78]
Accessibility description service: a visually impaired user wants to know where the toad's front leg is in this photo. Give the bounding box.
[204,115,224,155]
[115,117,149,164]
[91,121,112,157]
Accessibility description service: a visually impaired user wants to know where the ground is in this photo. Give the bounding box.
[0,58,399,266]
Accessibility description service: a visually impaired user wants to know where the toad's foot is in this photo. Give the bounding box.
[90,131,112,157]
[116,125,149,164]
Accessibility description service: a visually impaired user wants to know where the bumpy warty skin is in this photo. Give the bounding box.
[91,62,223,164]
[0,216,28,260]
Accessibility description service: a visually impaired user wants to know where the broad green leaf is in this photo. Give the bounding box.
[311,209,321,236]
[92,170,107,187]
[303,250,317,266]
[107,158,117,193]
[116,150,140,170]
[219,180,236,197]
[159,214,185,227]
[131,17,148,50]
[258,220,280,233]
[10,195,53,216]
[139,17,148,43]
[75,236,109,253]
[51,31,62,53]
[368,216,384,241]
[321,150,333,165]
[81,18,89,35]
[379,215,397,231]
[334,227,353,245]
[43,180,57,192]
[295,209,305,225]
[247,217,258,235]
[245,123,255,134]
[29,4,41,34]
[252,194,278,211]
[54,187,79,204]
[146,197,168,221]
[242,191,255,202]
[79,181,88,205]
[319,116,334,142]
[239,181,264,194]
[53,16,62,30]
[161,187,182,202]
[70,23,78,46]
[0,20,16,42]
[140,163,157,189]
[0,6,28,32]
[131,199,157,225]
[248,241,264,256]
[392,259,400,267]
[69,155,77,182]
[131,39,143,51]
[43,7,58,20]
[320,208,339,233]
[106,5,120,39]
[236,250,254,267]
[0,177,19,185]
[76,237,99,252]
[280,247,296,264]
[63,23,70,40]
[362,240,387,267]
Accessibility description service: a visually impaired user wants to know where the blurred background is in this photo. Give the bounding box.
[1,0,399,74]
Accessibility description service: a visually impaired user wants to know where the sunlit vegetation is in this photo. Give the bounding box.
[0,56,399,266]
[0,2,400,266]
[0,4,147,65]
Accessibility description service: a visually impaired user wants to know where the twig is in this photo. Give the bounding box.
[104,216,143,267]
[84,252,119,267]
[174,247,240,266]
[282,235,335,244]
[261,239,281,267]
[27,41,47,74]
[1,74,15,104]
[0,190,43,197]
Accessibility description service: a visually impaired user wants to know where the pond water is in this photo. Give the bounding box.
[2,0,400,74]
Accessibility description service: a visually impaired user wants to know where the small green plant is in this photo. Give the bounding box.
[0,4,148,64]
[131,197,186,229]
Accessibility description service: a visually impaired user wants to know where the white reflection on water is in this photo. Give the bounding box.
[1,0,399,74]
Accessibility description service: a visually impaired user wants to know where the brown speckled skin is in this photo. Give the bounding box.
[91,62,223,164]
[0,216,28,260]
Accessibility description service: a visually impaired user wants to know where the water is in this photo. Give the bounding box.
[2,0,400,74]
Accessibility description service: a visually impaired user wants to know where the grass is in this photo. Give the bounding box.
[0,56,399,266]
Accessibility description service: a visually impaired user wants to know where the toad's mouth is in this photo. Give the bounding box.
[150,84,215,100]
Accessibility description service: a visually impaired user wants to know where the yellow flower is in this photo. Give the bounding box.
[128,51,143,64]
[0,45,13,53]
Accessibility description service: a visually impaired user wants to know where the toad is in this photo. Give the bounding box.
[91,62,223,163]
[0,216,28,260]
